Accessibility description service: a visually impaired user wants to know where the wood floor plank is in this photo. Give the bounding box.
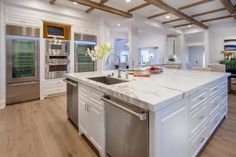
[0,94,236,157]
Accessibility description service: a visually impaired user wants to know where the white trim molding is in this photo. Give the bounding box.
[0,100,6,110]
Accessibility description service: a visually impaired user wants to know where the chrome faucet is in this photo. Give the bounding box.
[105,54,122,78]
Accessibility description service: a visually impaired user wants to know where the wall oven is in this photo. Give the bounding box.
[46,39,70,56]
[45,39,70,79]
[45,61,69,79]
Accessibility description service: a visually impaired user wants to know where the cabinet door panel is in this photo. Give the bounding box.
[88,103,104,151]
[157,99,188,157]
[79,96,89,135]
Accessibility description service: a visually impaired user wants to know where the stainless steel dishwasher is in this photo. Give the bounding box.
[64,78,78,128]
[102,96,149,157]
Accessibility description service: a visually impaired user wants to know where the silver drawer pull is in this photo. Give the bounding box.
[199,137,205,144]
[214,88,218,91]
[198,96,205,101]
[101,97,147,120]
[199,115,206,120]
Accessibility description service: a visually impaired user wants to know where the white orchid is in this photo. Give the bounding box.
[86,43,112,61]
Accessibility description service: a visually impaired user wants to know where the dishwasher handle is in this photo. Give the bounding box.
[101,97,147,120]
[63,79,77,87]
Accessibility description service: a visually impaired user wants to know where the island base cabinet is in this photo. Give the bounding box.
[154,98,188,157]
[78,84,105,157]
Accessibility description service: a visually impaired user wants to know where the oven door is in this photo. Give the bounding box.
[46,40,70,56]
[45,62,68,79]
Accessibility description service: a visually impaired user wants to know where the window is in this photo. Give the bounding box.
[138,47,159,65]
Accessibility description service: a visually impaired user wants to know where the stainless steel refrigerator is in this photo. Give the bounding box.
[6,25,40,105]
[74,33,97,72]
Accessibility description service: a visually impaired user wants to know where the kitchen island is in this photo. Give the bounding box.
[66,69,230,157]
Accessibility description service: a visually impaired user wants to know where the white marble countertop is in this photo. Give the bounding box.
[66,69,230,112]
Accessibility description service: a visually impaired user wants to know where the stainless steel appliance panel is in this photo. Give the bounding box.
[6,81,40,105]
[103,96,149,157]
[64,78,78,128]
[6,25,40,105]
[46,39,70,56]
[45,62,69,79]
[6,25,40,37]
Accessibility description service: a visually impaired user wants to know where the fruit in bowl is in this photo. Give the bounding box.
[147,66,163,74]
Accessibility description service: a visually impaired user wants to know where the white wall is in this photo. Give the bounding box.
[136,30,168,65]
[0,0,100,108]
[209,26,236,63]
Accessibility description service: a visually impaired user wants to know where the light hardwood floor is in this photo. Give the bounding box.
[0,94,235,157]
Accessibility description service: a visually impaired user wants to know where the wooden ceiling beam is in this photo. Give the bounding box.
[163,8,227,25]
[70,0,132,18]
[191,8,226,17]
[85,0,109,13]
[148,12,168,19]
[162,18,182,24]
[174,23,192,28]
[128,2,150,13]
[145,0,208,29]
[220,0,236,20]
[201,15,233,22]
[174,15,233,28]
[148,0,213,19]
[49,0,56,5]
[178,0,214,10]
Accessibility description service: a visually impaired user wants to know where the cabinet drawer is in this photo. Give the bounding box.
[208,82,219,98]
[189,124,208,157]
[219,101,227,120]
[208,96,220,117]
[208,110,220,136]
[218,89,227,104]
[189,103,208,135]
[189,89,208,111]
[79,83,104,107]
[90,90,104,107]
[219,77,227,90]
[79,84,91,98]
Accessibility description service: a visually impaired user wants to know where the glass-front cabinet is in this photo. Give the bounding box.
[12,40,36,78]
[6,35,39,83]
[74,33,97,73]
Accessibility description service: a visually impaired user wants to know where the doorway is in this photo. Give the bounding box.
[188,46,205,67]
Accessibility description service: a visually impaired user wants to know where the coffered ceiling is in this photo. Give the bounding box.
[49,0,236,30]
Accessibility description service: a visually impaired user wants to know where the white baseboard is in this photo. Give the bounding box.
[0,99,6,109]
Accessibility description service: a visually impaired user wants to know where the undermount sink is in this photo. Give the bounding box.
[88,76,129,85]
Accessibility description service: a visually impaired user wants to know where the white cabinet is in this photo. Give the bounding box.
[43,79,66,97]
[78,83,105,157]
[88,102,104,151]
[156,98,188,157]
[79,96,89,135]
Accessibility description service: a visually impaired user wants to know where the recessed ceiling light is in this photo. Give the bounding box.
[73,1,78,5]
[126,0,131,3]
[188,25,192,28]
[117,23,121,27]
[165,15,170,19]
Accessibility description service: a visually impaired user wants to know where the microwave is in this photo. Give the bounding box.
[46,40,70,56]
[43,22,71,40]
